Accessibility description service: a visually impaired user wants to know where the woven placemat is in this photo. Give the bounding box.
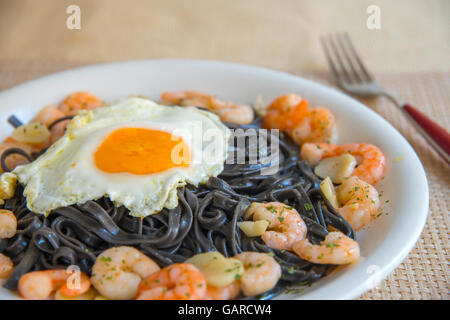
[0,60,448,300]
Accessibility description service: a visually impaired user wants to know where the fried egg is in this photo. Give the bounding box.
[13,97,230,217]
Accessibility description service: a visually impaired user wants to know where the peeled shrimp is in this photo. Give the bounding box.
[245,202,307,251]
[0,252,13,279]
[0,139,36,172]
[293,231,360,265]
[213,103,254,124]
[91,246,160,300]
[18,269,91,300]
[263,94,336,145]
[33,105,70,143]
[0,209,17,239]
[263,93,307,131]
[234,252,281,297]
[50,120,70,144]
[0,173,18,206]
[301,142,386,185]
[204,281,241,300]
[137,263,207,300]
[161,91,214,108]
[336,176,380,231]
[58,91,102,115]
[33,105,65,127]
[161,91,254,124]
[290,108,337,145]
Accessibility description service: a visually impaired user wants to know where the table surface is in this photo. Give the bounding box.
[0,0,449,73]
[0,0,448,300]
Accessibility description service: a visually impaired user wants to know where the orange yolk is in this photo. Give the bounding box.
[94,127,191,175]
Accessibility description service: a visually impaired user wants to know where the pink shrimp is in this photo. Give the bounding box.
[18,269,91,300]
[234,252,281,297]
[32,105,70,143]
[0,139,37,172]
[336,176,380,231]
[300,142,386,185]
[290,108,337,145]
[161,91,215,108]
[137,263,207,300]
[263,93,308,132]
[293,231,360,265]
[245,202,307,251]
[263,94,336,145]
[0,209,17,239]
[204,281,241,300]
[33,105,65,127]
[58,91,102,115]
[49,120,70,143]
[161,91,254,124]
[0,253,13,279]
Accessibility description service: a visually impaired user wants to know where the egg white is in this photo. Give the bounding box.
[13,98,231,217]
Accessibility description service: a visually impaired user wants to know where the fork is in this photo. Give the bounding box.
[320,33,450,163]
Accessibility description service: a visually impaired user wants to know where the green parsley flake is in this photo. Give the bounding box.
[100,256,112,263]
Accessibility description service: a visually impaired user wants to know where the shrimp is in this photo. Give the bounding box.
[292,231,360,265]
[204,281,241,300]
[300,142,386,185]
[263,94,336,145]
[32,105,69,143]
[91,246,160,300]
[234,252,281,297]
[137,263,207,300]
[336,176,380,231]
[245,202,307,251]
[18,269,91,300]
[50,120,70,144]
[0,209,17,239]
[0,139,37,172]
[161,91,254,124]
[263,93,307,131]
[55,288,97,300]
[33,105,65,127]
[161,91,215,108]
[0,173,18,206]
[58,91,102,115]
[0,252,13,279]
[213,103,254,124]
[290,108,337,145]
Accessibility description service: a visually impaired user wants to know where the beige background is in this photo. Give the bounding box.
[0,0,448,300]
[0,0,449,73]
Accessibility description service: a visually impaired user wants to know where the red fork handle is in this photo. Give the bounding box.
[402,103,450,163]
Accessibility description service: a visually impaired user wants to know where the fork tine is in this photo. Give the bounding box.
[320,36,342,84]
[326,34,353,84]
[335,33,363,83]
[341,33,373,82]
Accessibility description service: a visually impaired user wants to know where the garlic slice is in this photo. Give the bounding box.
[186,251,244,287]
[12,122,50,144]
[314,153,357,183]
[320,177,339,209]
[237,220,269,237]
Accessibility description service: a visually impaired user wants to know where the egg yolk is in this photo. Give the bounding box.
[94,127,191,175]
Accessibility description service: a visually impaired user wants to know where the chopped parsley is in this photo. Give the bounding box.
[100,256,111,263]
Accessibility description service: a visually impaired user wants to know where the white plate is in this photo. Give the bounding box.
[0,60,428,300]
